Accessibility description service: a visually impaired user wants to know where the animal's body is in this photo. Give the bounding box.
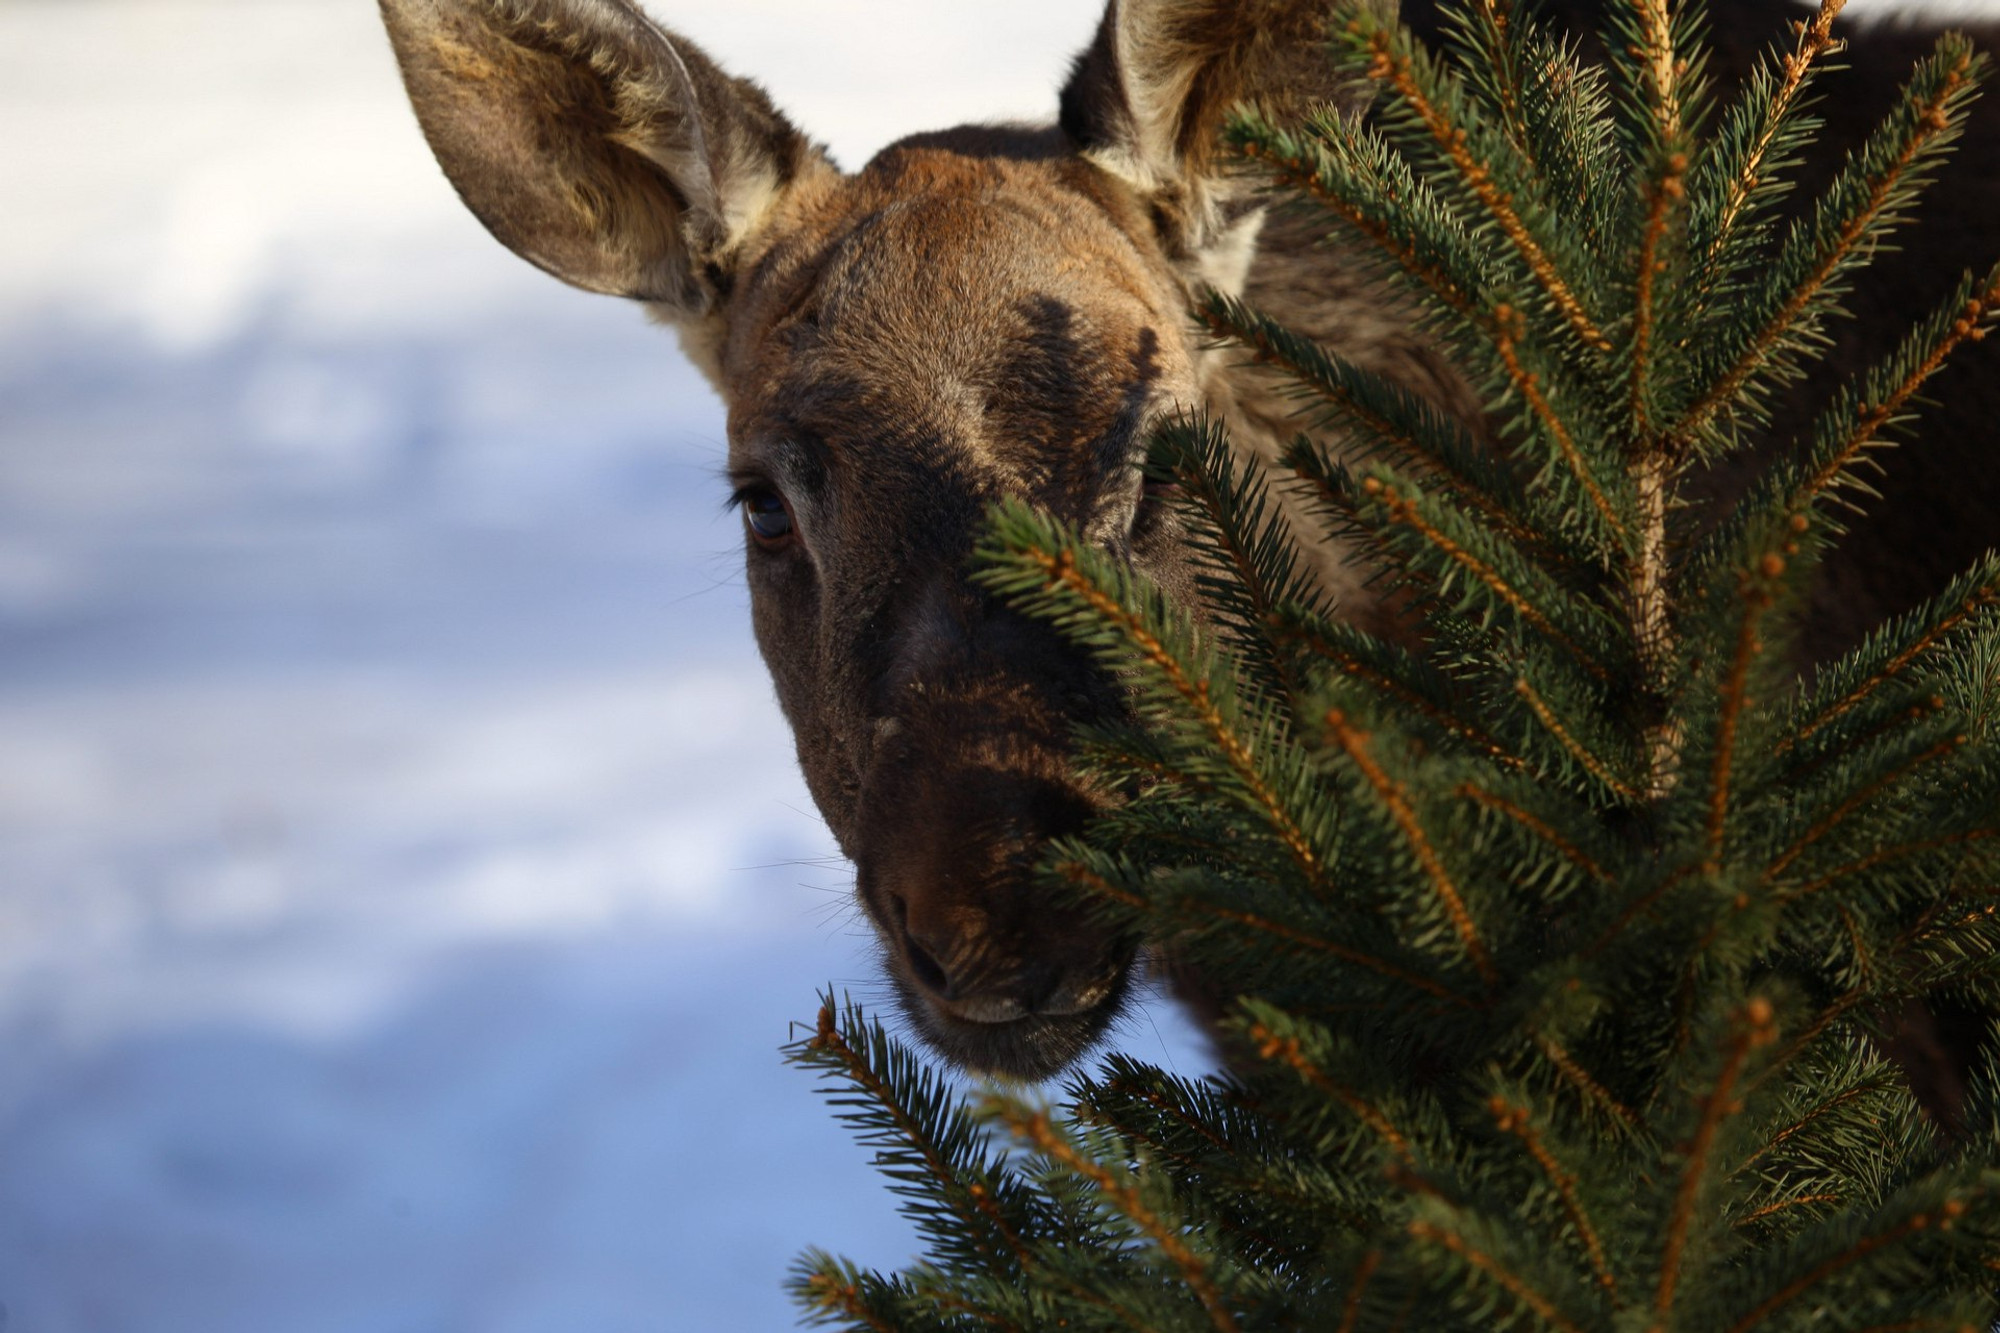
[379,0,2000,1083]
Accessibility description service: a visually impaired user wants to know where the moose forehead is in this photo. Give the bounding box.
[720,140,1198,525]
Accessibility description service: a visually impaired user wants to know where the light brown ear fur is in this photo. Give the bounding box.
[379,0,829,314]
[1059,0,1393,243]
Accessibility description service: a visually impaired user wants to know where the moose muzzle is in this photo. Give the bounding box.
[852,616,1138,1080]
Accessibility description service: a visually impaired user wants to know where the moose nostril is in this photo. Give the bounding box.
[883,891,953,995]
[903,934,950,995]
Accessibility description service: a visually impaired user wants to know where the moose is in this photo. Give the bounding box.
[378,0,2000,1086]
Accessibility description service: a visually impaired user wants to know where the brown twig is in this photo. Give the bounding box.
[1515,676,1645,802]
[1248,1019,1414,1163]
[1360,28,1611,352]
[996,1106,1241,1333]
[1408,1220,1589,1333]
[1706,557,1784,871]
[1325,709,1498,984]
[1670,48,1977,451]
[1655,999,1780,1321]
[1027,547,1321,879]
[1763,734,1965,882]
[1457,782,1612,884]
[1489,1095,1617,1293]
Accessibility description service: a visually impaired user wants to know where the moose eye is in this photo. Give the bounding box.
[741,488,795,547]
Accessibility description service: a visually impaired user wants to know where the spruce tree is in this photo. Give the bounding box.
[786,2,2000,1327]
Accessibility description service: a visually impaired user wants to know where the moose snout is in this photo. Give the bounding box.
[856,750,1137,1079]
[888,886,1120,1025]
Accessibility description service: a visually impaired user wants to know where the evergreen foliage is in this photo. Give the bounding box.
[786,2,2000,1327]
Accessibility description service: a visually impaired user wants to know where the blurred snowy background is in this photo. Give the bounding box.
[0,1,1990,1330]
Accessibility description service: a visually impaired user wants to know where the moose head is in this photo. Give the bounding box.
[377,0,1430,1078]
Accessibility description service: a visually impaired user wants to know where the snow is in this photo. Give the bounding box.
[3,0,1993,1328]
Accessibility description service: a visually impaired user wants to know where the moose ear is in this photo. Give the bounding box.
[379,0,829,315]
[1060,0,1394,248]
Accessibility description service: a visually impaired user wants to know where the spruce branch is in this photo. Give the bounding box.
[1149,414,1328,704]
[792,1001,1038,1275]
[1619,0,1688,151]
[1781,829,2000,905]
[1486,1094,1617,1295]
[1342,7,1612,353]
[1240,1006,1417,1165]
[1720,1191,1985,1333]
[1231,127,1486,325]
[1080,1061,1237,1160]
[1704,554,1790,873]
[1734,1040,1908,1179]
[1654,997,1782,1323]
[1783,557,2000,756]
[1071,1061,1363,1273]
[1192,899,1480,1006]
[1669,36,1986,453]
[1323,707,1498,985]
[792,1256,919,1333]
[1733,1191,1844,1230]
[1771,1000,1888,1111]
[1352,471,1616,674]
[1443,0,1534,158]
[1788,263,2000,519]
[1622,0,1692,447]
[1697,0,1848,271]
[983,1100,1243,1333]
[1456,782,1612,886]
[1335,1247,1383,1333]
[1532,1030,1641,1131]
[1489,302,1629,551]
[1197,294,1587,562]
[1055,856,1478,1006]
[1511,674,1645,803]
[1762,731,1968,884]
[1404,1218,1591,1333]
[977,505,1328,882]
[1270,603,1523,768]
[1584,862,1695,963]
[1777,695,1948,794]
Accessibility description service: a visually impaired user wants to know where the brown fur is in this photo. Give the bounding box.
[380,0,2000,1084]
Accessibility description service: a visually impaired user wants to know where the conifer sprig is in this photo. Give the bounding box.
[975,502,1339,883]
[1338,4,1614,353]
[792,2,2000,1327]
[1671,36,1987,455]
[1692,0,1848,274]
[787,998,1040,1277]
